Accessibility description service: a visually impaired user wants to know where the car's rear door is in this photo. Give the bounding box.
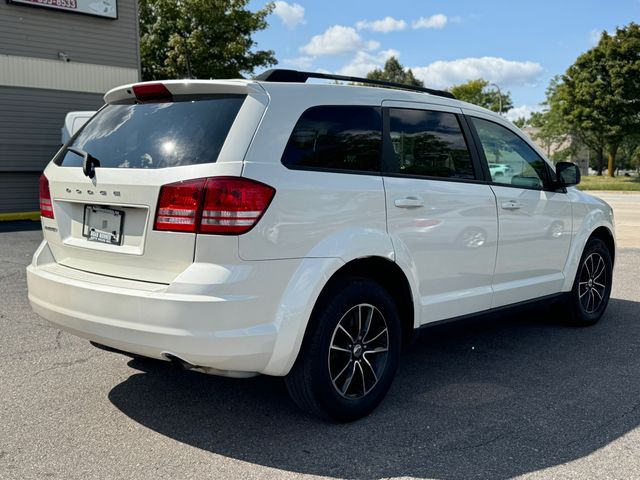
[41,83,267,284]
[466,112,572,307]
[382,101,498,324]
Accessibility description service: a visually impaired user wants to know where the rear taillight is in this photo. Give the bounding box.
[39,174,54,219]
[200,177,276,234]
[154,177,275,235]
[154,178,206,232]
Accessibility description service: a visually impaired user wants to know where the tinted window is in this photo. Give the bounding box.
[56,95,245,169]
[387,109,475,179]
[471,117,549,189]
[281,106,381,172]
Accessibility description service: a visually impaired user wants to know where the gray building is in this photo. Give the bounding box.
[0,0,140,216]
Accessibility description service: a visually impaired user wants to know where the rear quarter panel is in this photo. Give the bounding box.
[239,84,392,262]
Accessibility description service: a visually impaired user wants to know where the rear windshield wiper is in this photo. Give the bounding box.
[67,146,101,179]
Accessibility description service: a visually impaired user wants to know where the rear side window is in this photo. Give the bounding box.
[386,108,475,180]
[56,95,246,169]
[281,106,382,173]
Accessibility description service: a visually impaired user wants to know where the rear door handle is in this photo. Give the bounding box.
[394,196,424,208]
[501,201,521,210]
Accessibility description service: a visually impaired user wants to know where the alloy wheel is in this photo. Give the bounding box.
[328,304,389,399]
[578,252,607,313]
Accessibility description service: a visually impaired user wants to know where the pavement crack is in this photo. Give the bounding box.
[0,348,47,360]
[0,270,21,281]
[3,317,60,331]
[562,401,640,450]
[55,330,63,349]
[0,258,30,267]
[33,353,99,376]
[0,342,74,360]
[440,430,515,452]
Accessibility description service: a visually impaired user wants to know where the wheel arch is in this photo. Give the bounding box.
[562,220,616,292]
[312,257,416,349]
[589,226,616,266]
[261,255,417,377]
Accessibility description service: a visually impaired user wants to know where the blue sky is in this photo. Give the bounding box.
[250,0,639,120]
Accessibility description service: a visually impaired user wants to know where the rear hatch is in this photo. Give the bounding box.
[41,80,268,284]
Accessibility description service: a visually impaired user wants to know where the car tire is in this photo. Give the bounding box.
[285,277,401,422]
[564,237,613,327]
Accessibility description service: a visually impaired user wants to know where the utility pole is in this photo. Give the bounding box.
[489,82,503,115]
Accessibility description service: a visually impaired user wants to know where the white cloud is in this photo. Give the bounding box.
[412,14,448,29]
[412,56,543,89]
[505,104,544,122]
[337,49,400,77]
[356,16,407,33]
[300,25,379,56]
[282,56,315,69]
[273,1,305,29]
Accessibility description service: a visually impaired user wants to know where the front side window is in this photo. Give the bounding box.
[386,109,475,179]
[281,106,382,173]
[471,117,549,189]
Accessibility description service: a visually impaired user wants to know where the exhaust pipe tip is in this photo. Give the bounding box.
[161,352,194,370]
[160,351,258,378]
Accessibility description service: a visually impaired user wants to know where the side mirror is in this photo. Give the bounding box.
[556,162,581,187]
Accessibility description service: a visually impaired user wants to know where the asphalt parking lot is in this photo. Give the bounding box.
[1,195,639,480]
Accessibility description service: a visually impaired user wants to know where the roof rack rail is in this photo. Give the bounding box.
[255,69,456,100]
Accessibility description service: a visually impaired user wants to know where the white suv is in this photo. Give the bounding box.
[27,69,615,421]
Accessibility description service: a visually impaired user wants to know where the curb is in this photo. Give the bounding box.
[584,190,640,195]
[0,211,41,222]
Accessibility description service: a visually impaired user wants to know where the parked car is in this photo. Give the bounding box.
[488,162,513,179]
[60,111,96,145]
[27,70,616,421]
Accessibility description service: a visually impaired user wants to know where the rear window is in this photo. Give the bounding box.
[386,108,475,180]
[281,106,382,173]
[56,95,245,169]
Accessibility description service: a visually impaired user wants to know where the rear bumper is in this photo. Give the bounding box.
[26,241,302,376]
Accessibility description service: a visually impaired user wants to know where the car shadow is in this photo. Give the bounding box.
[108,298,640,479]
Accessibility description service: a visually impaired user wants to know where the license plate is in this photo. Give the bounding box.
[82,205,124,245]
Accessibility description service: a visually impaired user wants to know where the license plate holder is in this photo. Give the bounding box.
[82,205,124,245]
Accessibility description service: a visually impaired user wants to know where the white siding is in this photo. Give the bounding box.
[0,54,138,94]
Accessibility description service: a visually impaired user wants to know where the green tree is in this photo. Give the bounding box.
[366,57,424,87]
[512,117,527,129]
[139,0,276,81]
[526,78,570,159]
[449,79,513,113]
[631,146,640,173]
[557,23,640,176]
[545,76,607,174]
[617,133,640,173]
